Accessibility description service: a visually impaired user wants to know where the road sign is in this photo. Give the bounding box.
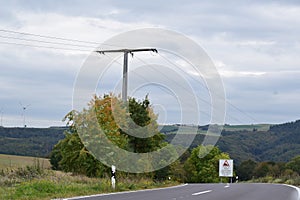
[219,159,233,177]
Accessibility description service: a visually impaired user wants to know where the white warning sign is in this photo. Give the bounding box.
[219,159,233,177]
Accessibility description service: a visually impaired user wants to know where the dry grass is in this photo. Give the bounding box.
[0,168,178,200]
[0,154,178,200]
[0,154,50,170]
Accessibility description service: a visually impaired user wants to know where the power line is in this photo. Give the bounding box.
[0,41,91,52]
[0,34,97,49]
[1,29,99,45]
[156,53,211,104]
[101,52,255,125]
[0,29,258,124]
[0,28,121,48]
[225,98,258,123]
[157,52,258,124]
[134,55,213,120]
[132,53,254,124]
[104,52,217,121]
[133,54,245,124]
[103,53,213,121]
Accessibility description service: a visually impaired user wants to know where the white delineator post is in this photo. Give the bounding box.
[111,165,116,189]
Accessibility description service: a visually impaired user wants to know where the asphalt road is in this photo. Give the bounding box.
[64,183,300,200]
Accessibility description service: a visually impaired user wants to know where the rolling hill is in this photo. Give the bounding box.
[0,120,299,165]
[0,127,66,157]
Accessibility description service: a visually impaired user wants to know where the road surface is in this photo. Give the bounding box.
[63,183,300,200]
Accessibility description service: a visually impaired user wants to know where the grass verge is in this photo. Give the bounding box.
[246,175,300,187]
[0,166,178,200]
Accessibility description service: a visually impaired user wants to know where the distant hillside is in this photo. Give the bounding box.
[159,123,270,134]
[217,120,300,164]
[163,120,300,164]
[0,120,299,165]
[0,127,66,157]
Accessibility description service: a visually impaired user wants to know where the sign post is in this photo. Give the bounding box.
[219,159,233,183]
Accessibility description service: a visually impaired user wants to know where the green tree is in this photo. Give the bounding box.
[236,159,257,181]
[168,159,187,182]
[125,96,165,153]
[268,162,286,178]
[49,141,62,170]
[253,162,270,178]
[50,94,165,177]
[50,95,128,177]
[50,111,109,177]
[184,145,230,183]
[58,132,108,177]
[286,155,300,175]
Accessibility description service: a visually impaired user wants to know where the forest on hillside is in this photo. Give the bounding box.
[0,120,300,164]
[162,120,300,164]
[0,127,66,157]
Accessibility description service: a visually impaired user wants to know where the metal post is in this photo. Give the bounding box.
[95,48,158,102]
[122,52,128,102]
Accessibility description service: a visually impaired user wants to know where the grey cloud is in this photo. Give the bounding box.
[1,0,300,126]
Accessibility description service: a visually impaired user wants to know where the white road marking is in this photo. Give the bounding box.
[192,190,212,196]
[283,184,300,200]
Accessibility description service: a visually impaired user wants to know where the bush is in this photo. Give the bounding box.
[14,159,45,180]
[0,159,45,187]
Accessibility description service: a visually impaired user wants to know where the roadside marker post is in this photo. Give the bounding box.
[111,165,116,190]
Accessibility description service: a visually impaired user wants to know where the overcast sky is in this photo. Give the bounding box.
[0,0,299,127]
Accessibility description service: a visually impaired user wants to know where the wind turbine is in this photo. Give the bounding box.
[19,102,30,128]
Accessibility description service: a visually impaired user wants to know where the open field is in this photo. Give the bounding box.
[223,124,271,131]
[159,124,271,135]
[0,154,51,170]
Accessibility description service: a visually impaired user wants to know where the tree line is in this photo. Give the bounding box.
[236,156,300,182]
[49,94,300,184]
[50,94,230,182]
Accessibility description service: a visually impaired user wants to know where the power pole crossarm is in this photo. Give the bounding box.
[95,48,158,54]
[95,48,158,102]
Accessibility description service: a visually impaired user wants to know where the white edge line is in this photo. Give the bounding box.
[192,190,212,196]
[283,184,300,200]
[53,183,188,200]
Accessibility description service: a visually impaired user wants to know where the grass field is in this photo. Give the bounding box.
[0,154,51,170]
[0,154,178,200]
[159,124,271,135]
[223,124,270,131]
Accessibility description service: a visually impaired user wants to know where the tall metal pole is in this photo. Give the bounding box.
[122,52,128,102]
[95,48,158,102]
